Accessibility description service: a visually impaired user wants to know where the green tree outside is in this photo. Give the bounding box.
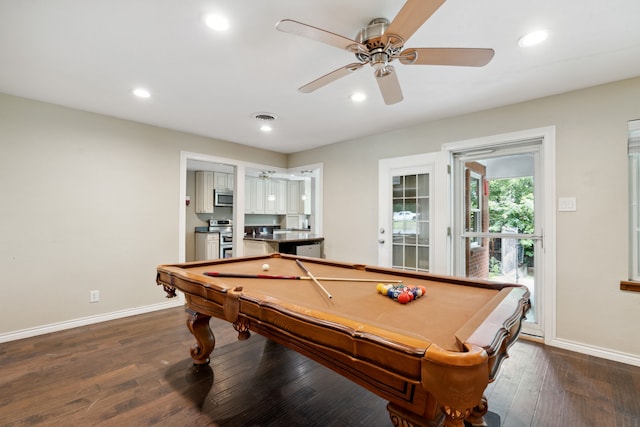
[488,177,535,266]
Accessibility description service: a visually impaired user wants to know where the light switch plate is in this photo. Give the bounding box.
[558,197,577,212]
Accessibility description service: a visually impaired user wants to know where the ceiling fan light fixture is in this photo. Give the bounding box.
[518,30,549,47]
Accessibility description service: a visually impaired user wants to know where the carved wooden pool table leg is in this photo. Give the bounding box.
[186,309,215,365]
[387,400,487,427]
[464,395,489,426]
[441,406,470,427]
[386,402,444,427]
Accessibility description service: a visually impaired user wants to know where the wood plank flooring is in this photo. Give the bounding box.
[1,306,639,426]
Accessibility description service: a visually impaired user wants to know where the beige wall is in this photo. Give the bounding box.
[289,77,640,359]
[0,93,285,334]
[2,76,640,361]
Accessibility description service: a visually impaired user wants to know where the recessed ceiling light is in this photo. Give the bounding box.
[351,92,366,102]
[132,88,151,98]
[518,30,549,47]
[204,14,229,31]
[260,125,272,132]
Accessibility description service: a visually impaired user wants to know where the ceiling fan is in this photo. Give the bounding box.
[275,0,494,105]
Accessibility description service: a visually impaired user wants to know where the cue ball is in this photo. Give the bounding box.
[262,263,270,271]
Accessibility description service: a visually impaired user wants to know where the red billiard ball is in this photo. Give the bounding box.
[397,292,411,304]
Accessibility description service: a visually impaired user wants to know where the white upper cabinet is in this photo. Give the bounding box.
[244,176,265,214]
[265,179,287,214]
[195,171,214,214]
[287,181,301,214]
[214,172,234,191]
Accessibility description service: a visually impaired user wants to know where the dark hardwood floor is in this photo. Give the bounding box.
[1,306,639,427]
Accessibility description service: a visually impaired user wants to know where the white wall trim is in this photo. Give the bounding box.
[548,337,640,367]
[0,300,183,343]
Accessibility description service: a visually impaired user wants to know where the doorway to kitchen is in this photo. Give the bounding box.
[179,151,324,263]
[445,126,556,339]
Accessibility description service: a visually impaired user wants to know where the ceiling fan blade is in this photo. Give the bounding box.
[375,66,403,105]
[299,63,364,93]
[385,0,447,42]
[276,19,362,52]
[400,47,495,67]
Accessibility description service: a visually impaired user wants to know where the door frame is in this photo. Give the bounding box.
[442,126,556,340]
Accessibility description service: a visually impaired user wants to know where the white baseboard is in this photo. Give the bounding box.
[4,301,640,369]
[0,300,184,343]
[547,337,640,367]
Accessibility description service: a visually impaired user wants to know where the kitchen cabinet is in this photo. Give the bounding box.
[265,179,287,214]
[195,171,214,214]
[244,176,265,214]
[195,232,220,260]
[287,179,311,215]
[287,180,301,214]
[214,172,234,191]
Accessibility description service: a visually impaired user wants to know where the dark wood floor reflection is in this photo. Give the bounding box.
[1,306,639,426]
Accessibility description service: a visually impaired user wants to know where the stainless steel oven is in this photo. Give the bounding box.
[219,230,233,258]
[209,219,233,258]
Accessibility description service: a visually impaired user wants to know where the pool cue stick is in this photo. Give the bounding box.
[203,272,403,283]
[295,259,332,300]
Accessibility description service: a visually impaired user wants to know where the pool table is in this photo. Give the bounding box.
[156,253,530,427]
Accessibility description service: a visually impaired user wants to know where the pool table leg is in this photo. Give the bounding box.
[464,395,489,426]
[186,308,215,365]
[387,397,489,427]
[386,402,444,427]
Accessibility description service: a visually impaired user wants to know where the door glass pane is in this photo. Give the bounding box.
[461,153,537,323]
[392,172,429,272]
[462,235,536,322]
[404,246,416,269]
[491,236,535,322]
[418,246,430,270]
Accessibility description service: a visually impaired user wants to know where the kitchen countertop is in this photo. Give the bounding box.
[244,231,324,243]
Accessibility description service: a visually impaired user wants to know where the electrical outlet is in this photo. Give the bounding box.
[90,290,100,303]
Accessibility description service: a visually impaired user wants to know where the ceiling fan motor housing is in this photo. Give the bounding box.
[355,18,403,65]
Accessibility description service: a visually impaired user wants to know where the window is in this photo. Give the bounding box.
[628,119,640,280]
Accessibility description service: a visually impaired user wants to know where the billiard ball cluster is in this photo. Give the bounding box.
[376,283,427,304]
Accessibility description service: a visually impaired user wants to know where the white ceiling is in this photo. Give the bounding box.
[2,0,640,154]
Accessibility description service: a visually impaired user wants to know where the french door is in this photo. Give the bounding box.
[451,139,546,337]
[378,152,447,274]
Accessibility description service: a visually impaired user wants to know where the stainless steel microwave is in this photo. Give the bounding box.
[214,190,233,207]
